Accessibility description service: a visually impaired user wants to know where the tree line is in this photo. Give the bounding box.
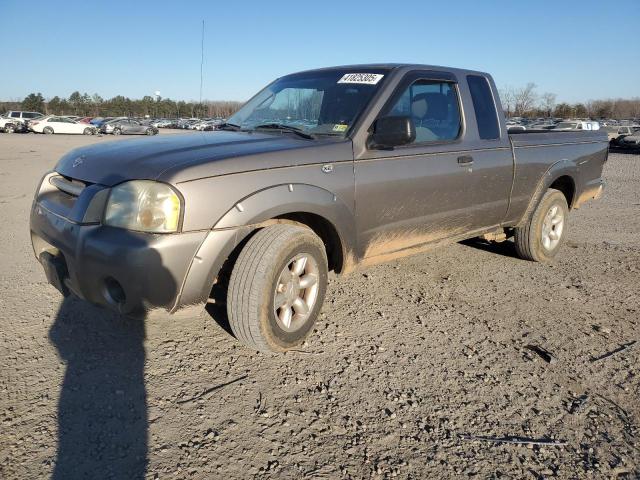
[2,87,639,120]
[1,91,242,119]
[499,84,640,119]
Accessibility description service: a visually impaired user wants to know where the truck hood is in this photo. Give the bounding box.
[55,131,347,186]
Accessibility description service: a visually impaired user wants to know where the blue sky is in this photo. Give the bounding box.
[1,0,638,103]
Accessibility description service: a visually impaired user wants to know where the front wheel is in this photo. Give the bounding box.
[514,188,569,262]
[227,224,328,352]
[5,124,15,133]
[113,128,122,135]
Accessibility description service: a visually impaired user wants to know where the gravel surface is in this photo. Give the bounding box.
[0,132,638,479]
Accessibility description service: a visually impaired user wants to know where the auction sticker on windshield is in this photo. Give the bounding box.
[337,73,384,85]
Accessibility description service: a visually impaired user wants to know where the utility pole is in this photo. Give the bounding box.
[199,19,205,115]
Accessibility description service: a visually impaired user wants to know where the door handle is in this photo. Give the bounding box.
[457,155,474,165]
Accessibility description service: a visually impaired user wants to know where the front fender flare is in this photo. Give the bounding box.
[213,183,354,238]
[174,184,355,310]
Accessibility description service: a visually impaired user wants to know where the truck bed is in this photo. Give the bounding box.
[503,129,608,225]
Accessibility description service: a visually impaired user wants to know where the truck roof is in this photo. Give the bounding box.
[288,63,491,79]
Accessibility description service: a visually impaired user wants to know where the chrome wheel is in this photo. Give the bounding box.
[541,204,564,250]
[273,253,320,332]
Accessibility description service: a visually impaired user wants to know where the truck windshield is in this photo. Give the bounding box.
[227,69,389,136]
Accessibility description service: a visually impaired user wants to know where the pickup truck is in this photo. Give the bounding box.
[30,64,607,352]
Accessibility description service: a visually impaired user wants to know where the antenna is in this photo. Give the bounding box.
[199,20,204,106]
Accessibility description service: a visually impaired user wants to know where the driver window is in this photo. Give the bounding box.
[385,80,461,144]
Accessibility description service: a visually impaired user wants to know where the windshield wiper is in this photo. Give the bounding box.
[254,123,315,139]
[217,122,242,131]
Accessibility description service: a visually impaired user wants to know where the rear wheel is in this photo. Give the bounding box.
[113,128,122,135]
[43,126,54,134]
[514,188,569,262]
[5,124,15,133]
[146,128,154,135]
[83,127,93,135]
[227,224,328,352]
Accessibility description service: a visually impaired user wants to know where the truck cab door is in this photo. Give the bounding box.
[353,70,513,261]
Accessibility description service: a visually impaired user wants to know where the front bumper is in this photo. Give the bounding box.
[30,201,210,317]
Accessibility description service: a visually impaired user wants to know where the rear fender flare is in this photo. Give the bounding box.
[516,159,577,227]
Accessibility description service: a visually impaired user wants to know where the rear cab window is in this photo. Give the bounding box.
[467,75,500,140]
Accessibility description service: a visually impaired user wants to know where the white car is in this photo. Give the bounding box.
[553,120,600,131]
[0,116,27,133]
[29,115,96,135]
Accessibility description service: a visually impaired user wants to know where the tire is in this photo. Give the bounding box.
[113,128,121,135]
[83,127,92,135]
[514,188,569,262]
[227,224,328,352]
[43,126,54,134]
[145,128,154,136]
[5,124,15,133]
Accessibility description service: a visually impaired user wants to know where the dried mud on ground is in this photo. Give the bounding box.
[0,133,638,479]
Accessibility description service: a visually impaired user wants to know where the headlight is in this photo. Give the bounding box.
[104,180,181,233]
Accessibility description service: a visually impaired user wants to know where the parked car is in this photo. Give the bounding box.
[193,119,223,131]
[618,130,640,149]
[527,122,556,130]
[553,121,600,131]
[4,111,44,124]
[30,64,607,352]
[29,115,96,135]
[100,118,158,135]
[604,125,637,145]
[152,119,176,128]
[90,117,116,128]
[0,116,28,133]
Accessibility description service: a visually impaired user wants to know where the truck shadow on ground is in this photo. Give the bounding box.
[48,298,148,479]
[459,238,521,259]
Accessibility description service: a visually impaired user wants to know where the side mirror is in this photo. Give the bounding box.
[370,116,416,149]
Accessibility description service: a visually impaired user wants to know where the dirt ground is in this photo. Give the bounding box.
[0,131,638,479]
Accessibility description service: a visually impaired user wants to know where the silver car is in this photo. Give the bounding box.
[101,119,158,136]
